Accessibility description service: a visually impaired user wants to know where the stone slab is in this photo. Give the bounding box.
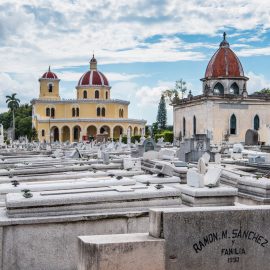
[6,186,182,218]
[150,206,270,270]
[78,233,165,270]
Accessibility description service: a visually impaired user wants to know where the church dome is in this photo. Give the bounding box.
[77,55,109,87]
[204,33,244,79]
[41,66,58,79]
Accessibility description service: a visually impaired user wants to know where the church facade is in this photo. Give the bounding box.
[32,56,146,143]
[173,33,270,145]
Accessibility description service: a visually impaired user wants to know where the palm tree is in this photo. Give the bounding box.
[6,93,20,140]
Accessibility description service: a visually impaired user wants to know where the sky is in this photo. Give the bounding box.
[1,0,270,125]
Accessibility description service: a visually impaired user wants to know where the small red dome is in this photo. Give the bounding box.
[41,66,58,79]
[205,33,244,78]
[78,70,109,87]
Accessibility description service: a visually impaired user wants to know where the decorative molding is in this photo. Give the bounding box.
[37,118,147,124]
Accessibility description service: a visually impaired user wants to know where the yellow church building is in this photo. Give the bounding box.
[32,56,146,143]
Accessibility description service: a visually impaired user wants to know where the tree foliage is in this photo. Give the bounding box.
[163,79,187,102]
[255,88,270,95]
[0,103,33,140]
[156,94,167,129]
[6,93,20,139]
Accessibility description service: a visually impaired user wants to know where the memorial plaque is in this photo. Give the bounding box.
[150,206,270,270]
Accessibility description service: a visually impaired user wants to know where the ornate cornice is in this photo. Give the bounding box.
[31,98,130,105]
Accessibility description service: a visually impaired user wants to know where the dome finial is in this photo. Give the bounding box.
[220,32,229,48]
[90,53,97,70]
[48,65,51,72]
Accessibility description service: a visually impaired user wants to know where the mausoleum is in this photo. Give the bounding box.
[173,33,270,145]
[32,55,146,142]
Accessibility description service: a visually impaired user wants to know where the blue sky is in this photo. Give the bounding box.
[1,0,270,124]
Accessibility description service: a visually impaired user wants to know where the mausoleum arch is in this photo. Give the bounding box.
[61,126,71,142]
[50,126,59,142]
[86,125,97,138]
[213,82,225,95]
[229,82,240,95]
[72,125,81,142]
[100,125,110,137]
[113,125,124,138]
[134,126,139,135]
[127,126,133,136]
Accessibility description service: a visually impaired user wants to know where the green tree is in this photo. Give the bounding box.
[255,88,270,95]
[163,79,187,102]
[156,94,167,129]
[6,93,20,139]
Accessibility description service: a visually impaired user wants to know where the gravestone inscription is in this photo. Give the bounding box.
[150,206,270,270]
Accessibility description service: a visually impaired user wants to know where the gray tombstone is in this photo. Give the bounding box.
[245,129,258,145]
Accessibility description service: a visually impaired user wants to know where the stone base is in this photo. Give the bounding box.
[78,233,165,270]
[179,184,237,207]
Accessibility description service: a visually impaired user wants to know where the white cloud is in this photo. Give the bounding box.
[246,71,270,93]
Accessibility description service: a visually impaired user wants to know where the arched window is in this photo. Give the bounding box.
[42,130,45,136]
[48,83,53,93]
[46,108,50,117]
[183,117,186,137]
[254,115,260,130]
[106,91,108,99]
[76,108,79,117]
[230,114,237,135]
[95,90,99,99]
[229,83,239,95]
[213,83,224,95]
[97,107,101,116]
[193,116,196,135]
[51,108,55,118]
[102,108,106,117]
[83,90,87,99]
[72,108,76,117]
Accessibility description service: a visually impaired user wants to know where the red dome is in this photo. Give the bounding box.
[205,33,244,78]
[78,70,109,87]
[41,66,58,79]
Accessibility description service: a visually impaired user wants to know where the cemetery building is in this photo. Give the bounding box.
[32,55,146,142]
[173,33,270,145]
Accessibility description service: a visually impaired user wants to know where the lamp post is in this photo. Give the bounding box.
[49,116,51,146]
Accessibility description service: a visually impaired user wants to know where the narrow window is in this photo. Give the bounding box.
[119,109,122,118]
[51,108,55,118]
[42,130,45,136]
[183,117,186,137]
[76,108,79,117]
[102,108,105,117]
[48,84,53,93]
[97,107,101,116]
[230,114,237,135]
[95,90,99,99]
[46,108,50,116]
[193,116,196,135]
[106,91,108,99]
[83,90,87,99]
[254,115,260,130]
[72,108,75,117]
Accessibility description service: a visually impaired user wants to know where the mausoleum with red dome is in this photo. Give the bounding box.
[32,55,146,143]
[173,33,270,146]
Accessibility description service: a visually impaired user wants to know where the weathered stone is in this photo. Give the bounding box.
[150,206,270,270]
[77,233,165,270]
